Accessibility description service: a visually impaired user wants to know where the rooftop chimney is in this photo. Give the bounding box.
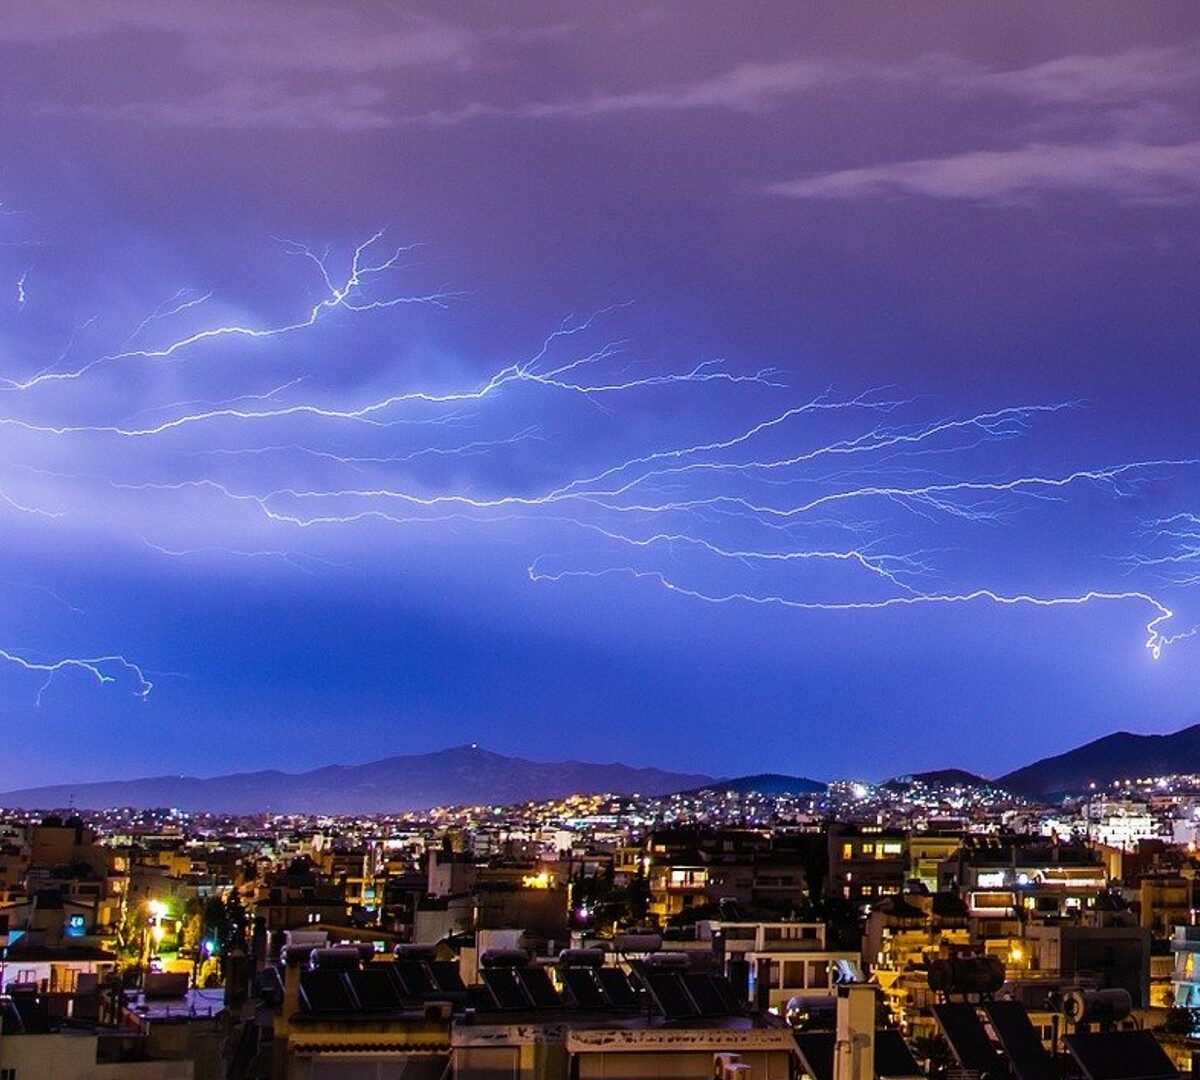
[833,984,875,1080]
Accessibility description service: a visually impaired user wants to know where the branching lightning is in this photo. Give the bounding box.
[2,233,455,390]
[0,649,152,706]
[1,230,1196,706]
[525,566,1189,660]
[1126,514,1200,587]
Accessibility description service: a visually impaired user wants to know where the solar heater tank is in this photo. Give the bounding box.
[1061,988,1132,1026]
[928,955,1005,996]
[480,948,530,969]
[558,948,606,967]
[280,944,319,967]
[393,944,437,961]
[612,932,662,953]
[308,946,364,971]
[642,951,692,970]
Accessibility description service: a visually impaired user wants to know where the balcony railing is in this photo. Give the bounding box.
[756,938,825,952]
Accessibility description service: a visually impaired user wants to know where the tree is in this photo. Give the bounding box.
[201,896,230,958]
[114,891,145,961]
[587,870,651,931]
[1160,1007,1200,1036]
[180,896,206,954]
[223,891,248,957]
[618,870,651,926]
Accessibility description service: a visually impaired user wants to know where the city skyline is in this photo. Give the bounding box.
[3,2,1200,788]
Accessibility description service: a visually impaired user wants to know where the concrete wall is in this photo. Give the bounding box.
[0,1032,194,1080]
[576,1049,790,1079]
[0,1033,99,1079]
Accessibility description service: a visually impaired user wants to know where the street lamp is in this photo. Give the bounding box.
[144,899,170,976]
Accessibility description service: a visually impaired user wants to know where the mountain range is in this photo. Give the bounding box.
[0,746,712,815]
[994,722,1200,799]
[4,720,1200,812]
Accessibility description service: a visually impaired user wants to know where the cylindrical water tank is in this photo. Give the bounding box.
[642,951,692,970]
[927,956,1006,996]
[612,933,663,954]
[280,944,318,968]
[479,948,530,969]
[308,946,364,971]
[558,948,606,968]
[1061,988,1132,1025]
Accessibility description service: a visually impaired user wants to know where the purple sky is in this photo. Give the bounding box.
[1,2,1199,788]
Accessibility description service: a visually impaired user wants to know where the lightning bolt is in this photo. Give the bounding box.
[0,354,780,436]
[525,566,1188,661]
[2,232,456,390]
[0,649,152,706]
[1124,514,1200,589]
[1,229,1195,706]
[141,538,348,575]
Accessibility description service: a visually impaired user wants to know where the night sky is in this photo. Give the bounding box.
[2,2,1200,788]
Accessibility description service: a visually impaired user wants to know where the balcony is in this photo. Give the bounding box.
[654,871,708,893]
[756,936,825,952]
[1172,926,1200,951]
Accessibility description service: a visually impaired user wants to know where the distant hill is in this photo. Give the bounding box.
[998,722,1200,799]
[12,719,1200,812]
[683,773,826,796]
[883,769,992,791]
[0,746,713,814]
